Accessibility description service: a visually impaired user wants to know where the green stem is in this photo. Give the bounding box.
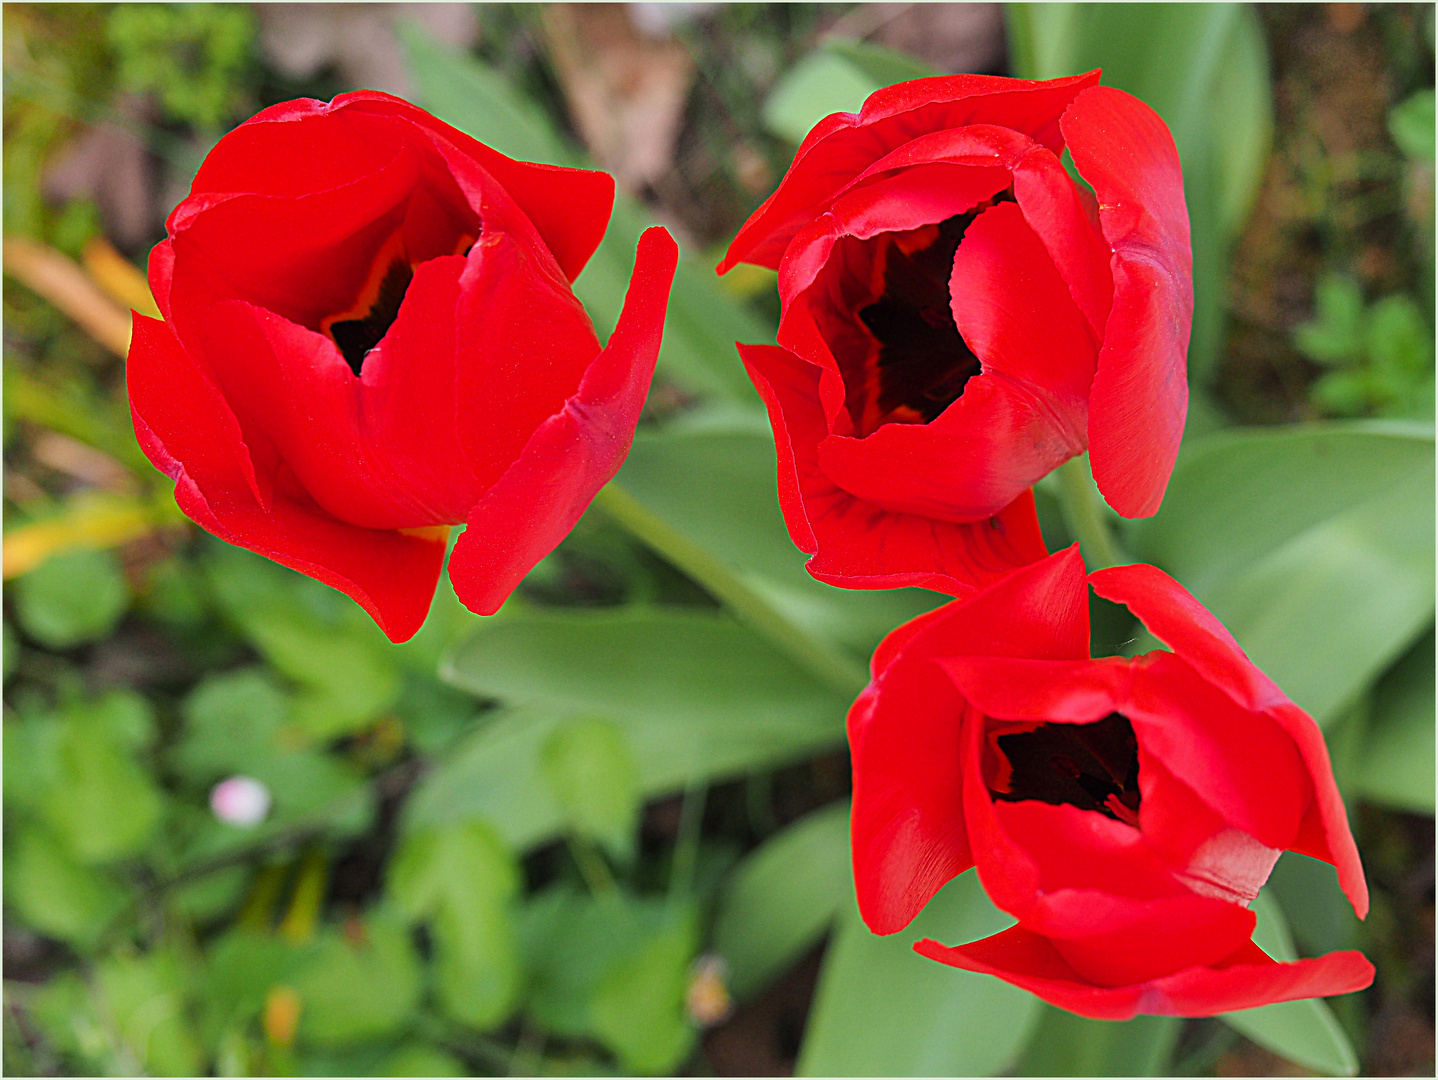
[567,836,617,897]
[668,781,708,899]
[1055,455,1125,571]
[593,483,868,698]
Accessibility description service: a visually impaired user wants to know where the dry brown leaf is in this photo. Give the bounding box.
[3,236,132,357]
[541,4,696,192]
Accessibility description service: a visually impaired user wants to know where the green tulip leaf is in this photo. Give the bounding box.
[798,870,1040,1076]
[712,800,851,1001]
[1127,422,1435,726]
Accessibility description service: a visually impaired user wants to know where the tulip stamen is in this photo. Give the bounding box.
[989,711,1142,826]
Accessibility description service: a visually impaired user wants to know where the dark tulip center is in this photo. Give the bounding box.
[989,712,1142,826]
[322,230,474,376]
[845,191,1013,436]
[327,255,414,376]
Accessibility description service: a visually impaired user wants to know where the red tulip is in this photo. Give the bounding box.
[849,547,1373,1019]
[128,92,679,642]
[722,72,1191,592]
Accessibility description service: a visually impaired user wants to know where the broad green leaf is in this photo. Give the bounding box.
[712,801,851,1000]
[173,668,368,846]
[441,607,847,727]
[240,612,400,739]
[292,914,423,1046]
[1353,626,1435,813]
[522,888,697,1073]
[381,1044,466,1077]
[405,693,843,852]
[589,910,698,1074]
[1127,423,1436,726]
[419,609,848,848]
[1390,89,1436,162]
[41,692,163,864]
[1220,890,1359,1077]
[401,25,768,406]
[615,430,944,654]
[388,821,521,1030]
[1008,3,1272,385]
[201,929,310,1038]
[6,827,128,949]
[13,547,129,648]
[761,42,934,145]
[174,667,288,778]
[96,950,204,1077]
[541,717,641,860]
[1015,1010,1180,1076]
[1294,274,1366,366]
[205,545,401,739]
[798,870,1039,1077]
[1268,852,1360,959]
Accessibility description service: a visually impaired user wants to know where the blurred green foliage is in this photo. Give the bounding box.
[106,4,255,130]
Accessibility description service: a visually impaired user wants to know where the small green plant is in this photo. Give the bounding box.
[106,4,254,130]
[1294,273,1435,418]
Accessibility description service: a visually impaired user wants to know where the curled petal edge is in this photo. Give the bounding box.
[916,928,1375,1021]
[739,343,1049,597]
[127,314,446,643]
[447,227,679,616]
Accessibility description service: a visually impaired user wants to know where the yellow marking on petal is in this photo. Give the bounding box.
[398,525,452,543]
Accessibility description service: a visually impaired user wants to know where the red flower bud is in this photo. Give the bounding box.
[128,91,678,641]
[849,547,1373,1019]
[722,73,1192,593]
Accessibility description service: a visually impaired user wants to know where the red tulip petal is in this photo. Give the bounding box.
[204,91,612,283]
[938,656,1131,723]
[354,254,482,521]
[852,548,1093,929]
[740,344,1049,594]
[1128,654,1310,853]
[1061,85,1192,519]
[188,102,415,201]
[452,222,603,496]
[1088,562,1281,710]
[721,71,1100,273]
[170,137,447,335]
[777,161,1012,310]
[916,929,1374,1020]
[1091,563,1368,918]
[885,545,1092,667]
[127,314,444,643]
[991,800,1182,901]
[951,200,1099,402]
[447,227,678,616]
[806,126,1111,341]
[1031,890,1256,987]
[784,190,1096,523]
[1010,145,1114,341]
[815,372,1081,522]
[849,657,974,934]
[336,90,615,282]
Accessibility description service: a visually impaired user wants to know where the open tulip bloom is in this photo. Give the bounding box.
[127,91,678,642]
[721,70,1192,594]
[848,545,1374,1019]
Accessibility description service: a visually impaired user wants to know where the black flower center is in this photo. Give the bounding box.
[321,230,474,376]
[847,191,1013,435]
[989,712,1141,826]
[327,255,413,376]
